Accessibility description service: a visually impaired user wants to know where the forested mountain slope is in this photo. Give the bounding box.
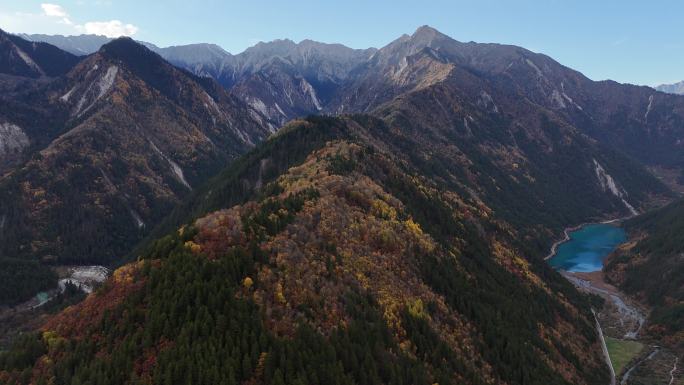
[1,116,615,385]
[605,199,684,351]
[0,37,272,304]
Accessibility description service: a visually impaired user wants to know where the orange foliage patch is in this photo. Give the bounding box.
[198,140,497,379]
[195,205,250,259]
[42,261,147,339]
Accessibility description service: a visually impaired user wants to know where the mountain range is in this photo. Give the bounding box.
[17,32,377,126]
[0,26,683,384]
[26,28,684,181]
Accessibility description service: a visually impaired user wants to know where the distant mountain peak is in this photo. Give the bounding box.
[411,25,453,44]
[656,80,684,95]
[17,33,113,55]
[412,25,442,37]
[369,25,456,69]
[98,36,164,65]
[252,38,297,49]
[172,42,228,53]
[298,38,324,46]
[100,36,145,51]
[91,36,199,104]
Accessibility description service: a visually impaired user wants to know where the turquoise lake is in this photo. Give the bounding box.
[548,223,626,272]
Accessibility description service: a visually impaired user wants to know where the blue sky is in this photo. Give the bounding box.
[0,0,681,86]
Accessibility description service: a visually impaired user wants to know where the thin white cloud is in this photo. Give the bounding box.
[41,3,73,25]
[79,20,138,37]
[75,0,113,5]
[0,11,72,35]
[41,4,68,18]
[1,3,138,38]
[612,37,629,47]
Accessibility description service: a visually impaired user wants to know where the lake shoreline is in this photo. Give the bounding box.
[544,213,635,262]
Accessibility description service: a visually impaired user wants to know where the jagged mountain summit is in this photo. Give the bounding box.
[224,39,376,126]
[656,80,684,95]
[18,31,377,127]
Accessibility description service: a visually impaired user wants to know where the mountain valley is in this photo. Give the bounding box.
[0,25,682,385]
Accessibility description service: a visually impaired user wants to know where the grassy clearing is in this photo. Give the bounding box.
[605,336,644,374]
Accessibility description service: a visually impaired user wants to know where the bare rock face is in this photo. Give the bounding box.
[0,122,29,157]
